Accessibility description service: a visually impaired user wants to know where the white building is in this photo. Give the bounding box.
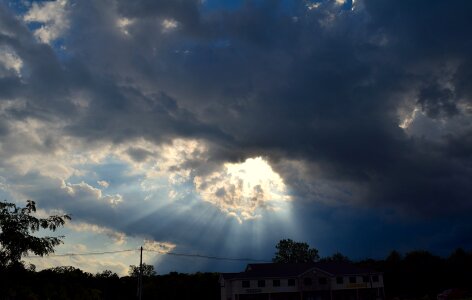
[220,262,384,300]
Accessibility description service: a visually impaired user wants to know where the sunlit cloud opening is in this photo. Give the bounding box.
[194,157,291,223]
[23,0,70,44]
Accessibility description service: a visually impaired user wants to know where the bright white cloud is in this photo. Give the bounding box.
[97,180,110,188]
[62,181,123,206]
[399,107,420,129]
[0,46,23,76]
[143,239,176,253]
[307,3,321,10]
[67,221,127,245]
[194,157,291,223]
[116,17,134,36]
[23,0,70,44]
[162,18,179,32]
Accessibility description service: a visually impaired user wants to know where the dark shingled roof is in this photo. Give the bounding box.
[244,263,317,278]
[314,261,378,276]
[221,261,380,280]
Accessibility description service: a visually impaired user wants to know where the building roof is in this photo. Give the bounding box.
[313,261,378,276]
[245,263,318,278]
[221,261,380,280]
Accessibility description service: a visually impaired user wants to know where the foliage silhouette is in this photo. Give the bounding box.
[129,263,156,277]
[273,239,320,263]
[0,200,70,268]
[320,251,351,262]
[0,248,471,299]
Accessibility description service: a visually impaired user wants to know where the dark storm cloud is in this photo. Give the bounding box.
[0,4,77,125]
[115,0,202,37]
[417,84,457,119]
[2,0,472,211]
[1,0,472,263]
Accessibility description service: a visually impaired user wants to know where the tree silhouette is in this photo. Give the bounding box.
[273,239,319,263]
[320,251,351,262]
[0,200,71,268]
[129,263,156,277]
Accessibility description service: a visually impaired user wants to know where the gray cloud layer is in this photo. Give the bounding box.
[1,0,472,265]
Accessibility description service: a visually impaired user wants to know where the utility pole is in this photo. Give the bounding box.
[137,246,143,300]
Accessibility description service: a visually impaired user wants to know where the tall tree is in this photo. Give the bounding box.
[273,239,319,263]
[129,263,156,277]
[0,200,70,267]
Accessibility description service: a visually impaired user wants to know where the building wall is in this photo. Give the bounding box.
[231,278,300,296]
[221,274,384,300]
[299,270,332,291]
[330,275,384,291]
[221,278,233,300]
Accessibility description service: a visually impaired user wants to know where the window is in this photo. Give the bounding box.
[304,278,312,286]
[362,276,369,283]
[288,279,296,286]
[273,279,281,287]
[336,277,344,284]
[318,277,327,285]
[349,276,357,283]
[242,281,250,288]
[372,275,379,282]
[258,280,266,287]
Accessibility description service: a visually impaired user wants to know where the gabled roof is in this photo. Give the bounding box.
[221,261,380,280]
[313,261,379,276]
[245,263,318,278]
[221,263,314,280]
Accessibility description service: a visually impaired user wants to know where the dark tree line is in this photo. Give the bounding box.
[2,247,471,300]
[358,248,472,299]
[2,203,472,300]
[0,265,220,300]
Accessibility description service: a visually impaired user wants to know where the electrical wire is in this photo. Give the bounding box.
[144,249,271,262]
[27,249,138,258]
[26,248,270,262]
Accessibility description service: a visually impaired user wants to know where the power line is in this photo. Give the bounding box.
[25,248,271,262]
[144,249,271,262]
[27,249,137,258]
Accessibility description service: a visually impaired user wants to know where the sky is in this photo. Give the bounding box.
[0,0,471,275]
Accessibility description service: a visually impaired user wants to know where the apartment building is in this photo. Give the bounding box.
[220,261,384,300]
